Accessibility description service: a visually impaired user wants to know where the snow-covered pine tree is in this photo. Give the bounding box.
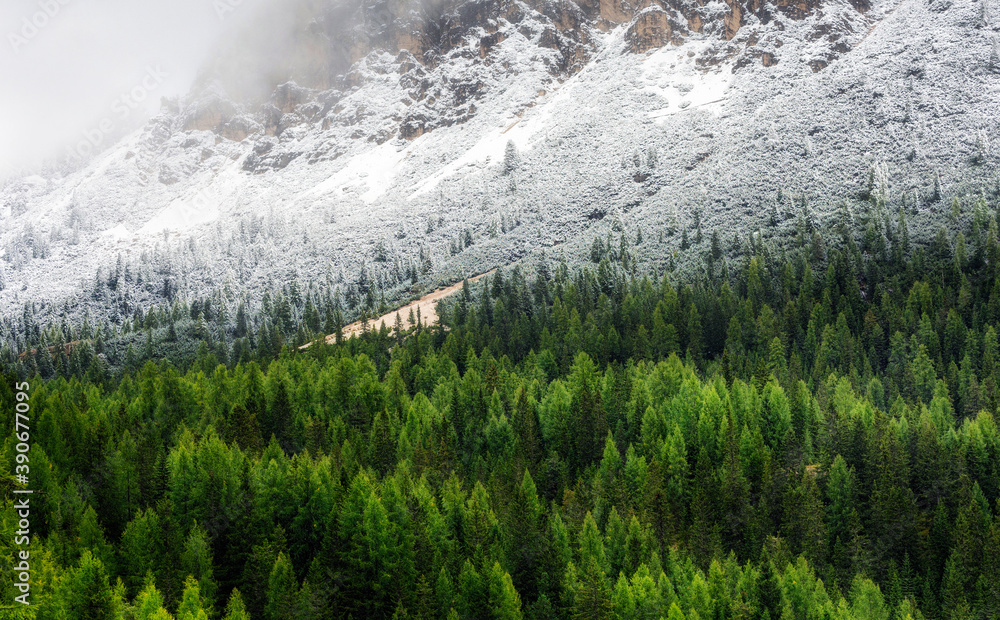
[866,161,889,206]
[974,133,987,164]
[503,140,520,175]
[421,247,433,275]
[590,237,603,263]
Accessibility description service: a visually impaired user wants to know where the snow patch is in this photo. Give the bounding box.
[408,114,545,199]
[138,195,221,236]
[136,161,246,235]
[102,224,133,241]
[299,139,418,204]
[642,43,734,121]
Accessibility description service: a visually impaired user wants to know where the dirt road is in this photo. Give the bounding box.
[302,270,493,347]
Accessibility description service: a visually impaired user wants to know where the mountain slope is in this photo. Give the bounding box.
[0,0,997,327]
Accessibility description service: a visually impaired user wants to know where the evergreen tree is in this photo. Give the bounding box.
[223,589,252,620]
[131,578,174,620]
[265,553,298,620]
[63,551,121,620]
[177,577,211,620]
[179,523,218,611]
[504,140,521,175]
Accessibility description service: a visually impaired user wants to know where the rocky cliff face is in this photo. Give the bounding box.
[176,0,867,172]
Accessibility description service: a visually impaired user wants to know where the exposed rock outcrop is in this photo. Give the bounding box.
[627,8,676,53]
[181,98,237,133]
[177,0,869,169]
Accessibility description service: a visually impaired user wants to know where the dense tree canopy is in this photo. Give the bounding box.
[4,195,1000,618]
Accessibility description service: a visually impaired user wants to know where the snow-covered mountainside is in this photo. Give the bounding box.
[1,0,998,324]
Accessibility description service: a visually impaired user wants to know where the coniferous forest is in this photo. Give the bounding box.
[6,197,1000,619]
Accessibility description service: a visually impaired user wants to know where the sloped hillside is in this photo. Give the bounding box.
[0,0,996,330]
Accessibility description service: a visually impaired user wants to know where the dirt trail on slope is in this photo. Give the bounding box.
[303,270,494,347]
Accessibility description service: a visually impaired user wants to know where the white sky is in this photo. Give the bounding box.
[0,0,271,178]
